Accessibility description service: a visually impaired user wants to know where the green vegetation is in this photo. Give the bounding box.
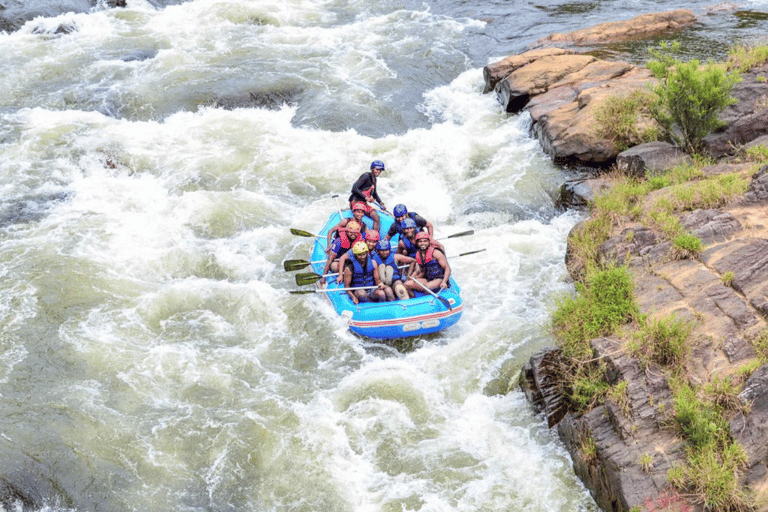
[647,42,741,154]
[669,380,751,511]
[607,380,630,416]
[548,44,768,512]
[725,44,768,73]
[594,90,658,151]
[639,452,654,473]
[630,313,693,368]
[744,144,768,162]
[552,265,637,358]
[671,233,703,260]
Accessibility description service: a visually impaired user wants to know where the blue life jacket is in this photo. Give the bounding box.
[350,255,376,287]
[400,236,417,258]
[415,246,445,281]
[388,212,425,239]
[372,251,401,282]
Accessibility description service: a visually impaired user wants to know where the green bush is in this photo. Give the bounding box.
[633,313,693,368]
[672,233,703,259]
[647,42,741,154]
[552,265,638,358]
[594,91,657,150]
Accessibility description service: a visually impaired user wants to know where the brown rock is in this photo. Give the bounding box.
[533,9,697,46]
[482,48,574,94]
[495,54,597,113]
[616,142,693,178]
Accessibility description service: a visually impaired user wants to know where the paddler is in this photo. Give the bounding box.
[326,201,369,251]
[343,241,386,304]
[372,239,413,301]
[348,160,386,231]
[404,231,451,295]
[322,220,363,277]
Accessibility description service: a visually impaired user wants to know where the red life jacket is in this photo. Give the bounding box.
[416,246,445,281]
[337,229,362,250]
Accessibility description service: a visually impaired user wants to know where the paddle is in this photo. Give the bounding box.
[332,194,343,217]
[455,248,486,257]
[284,249,485,273]
[296,264,410,286]
[296,271,337,286]
[410,277,452,310]
[439,230,474,240]
[283,258,326,271]
[289,285,378,295]
[290,228,322,238]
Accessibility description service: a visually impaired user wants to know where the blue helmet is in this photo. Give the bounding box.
[370,160,385,171]
[401,218,417,229]
[376,240,391,251]
[393,204,408,217]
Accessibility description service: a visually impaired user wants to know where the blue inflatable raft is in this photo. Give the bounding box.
[306,208,463,340]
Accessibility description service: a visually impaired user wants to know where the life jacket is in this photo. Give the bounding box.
[392,213,421,236]
[415,246,445,281]
[372,252,401,282]
[350,255,376,287]
[400,236,417,258]
[337,229,363,251]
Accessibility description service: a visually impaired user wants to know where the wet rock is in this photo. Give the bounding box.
[615,142,693,179]
[483,48,574,94]
[556,177,611,209]
[494,54,597,113]
[0,0,92,33]
[211,86,303,111]
[532,9,697,47]
[524,337,686,511]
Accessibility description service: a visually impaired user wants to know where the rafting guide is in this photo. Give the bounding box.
[348,160,386,230]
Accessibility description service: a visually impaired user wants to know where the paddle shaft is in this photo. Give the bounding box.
[409,277,452,310]
[290,285,378,295]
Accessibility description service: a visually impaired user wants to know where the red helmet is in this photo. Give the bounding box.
[352,202,366,212]
[414,231,431,242]
[365,230,380,241]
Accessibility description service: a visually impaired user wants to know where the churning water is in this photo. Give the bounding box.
[1,0,767,510]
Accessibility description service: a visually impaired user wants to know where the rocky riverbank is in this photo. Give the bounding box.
[483,9,768,512]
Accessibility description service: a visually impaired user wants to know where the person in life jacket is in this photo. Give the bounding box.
[335,230,381,284]
[322,220,363,278]
[348,160,386,231]
[342,241,386,304]
[397,218,444,258]
[385,203,433,241]
[326,201,369,251]
[404,231,451,294]
[372,239,414,301]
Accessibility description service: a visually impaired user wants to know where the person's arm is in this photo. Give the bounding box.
[412,213,433,238]
[436,251,451,288]
[372,261,384,288]
[327,220,346,249]
[321,250,338,285]
[393,254,415,265]
[343,262,357,303]
[385,223,397,241]
[335,252,350,283]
